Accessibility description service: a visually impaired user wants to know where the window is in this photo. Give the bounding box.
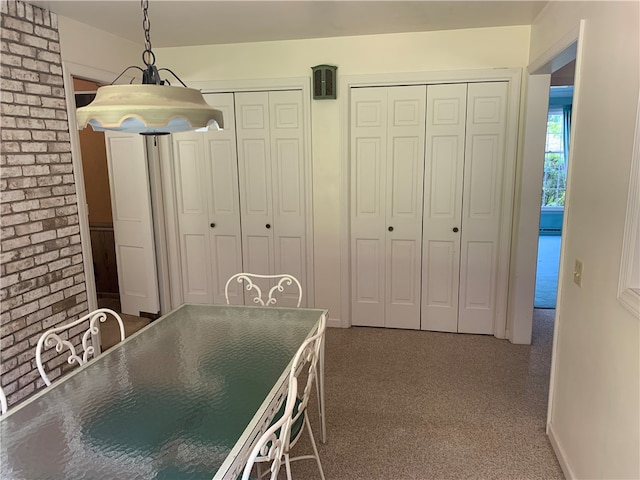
[542,106,569,207]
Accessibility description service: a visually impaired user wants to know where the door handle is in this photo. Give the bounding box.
[388,226,394,232]
[452,227,459,233]
[266,224,271,229]
[210,223,216,228]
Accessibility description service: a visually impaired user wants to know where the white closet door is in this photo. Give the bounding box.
[421,84,467,332]
[172,131,212,303]
[351,87,387,327]
[173,93,242,305]
[235,92,274,278]
[105,131,160,316]
[458,82,508,334]
[351,86,425,329]
[385,86,426,329]
[269,90,308,307]
[204,93,243,305]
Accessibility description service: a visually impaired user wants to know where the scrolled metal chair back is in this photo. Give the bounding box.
[241,377,298,480]
[225,273,303,307]
[0,386,7,414]
[35,308,125,386]
[289,315,326,425]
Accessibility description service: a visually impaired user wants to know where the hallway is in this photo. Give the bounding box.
[535,235,561,309]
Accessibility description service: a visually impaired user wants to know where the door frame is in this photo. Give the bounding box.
[161,77,315,308]
[339,68,522,337]
[61,61,170,314]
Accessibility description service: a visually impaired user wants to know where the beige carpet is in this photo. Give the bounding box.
[288,308,563,480]
[98,307,562,479]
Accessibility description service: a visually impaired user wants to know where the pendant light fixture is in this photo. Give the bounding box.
[76,0,223,135]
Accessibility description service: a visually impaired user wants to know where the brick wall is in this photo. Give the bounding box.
[1,0,88,407]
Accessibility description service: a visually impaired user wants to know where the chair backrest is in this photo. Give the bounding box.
[0,386,7,414]
[35,308,125,386]
[289,315,326,427]
[225,273,303,307]
[242,377,298,480]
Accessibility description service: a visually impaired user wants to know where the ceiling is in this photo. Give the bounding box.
[30,1,548,48]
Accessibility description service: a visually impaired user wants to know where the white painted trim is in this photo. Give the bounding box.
[188,77,310,93]
[62,61,167,314]
[61,62,119,313]
[617,93,640,317]
[548,421,576,480]
[326,317,342,329]
[157,136,184,310]
[145,138,172,315]
[339,68,523,334]
[494,71,523,339]
[545,18,586,442]
[527,24,581,75]
[160,77,316,307]
[507,73,551,345]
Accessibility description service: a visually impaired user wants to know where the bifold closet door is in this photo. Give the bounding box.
[350,85,426,329]
[235,90,307,307]
[421,84,467,332]
[105,132,160,316]
[172,93,243,305]
[457,82,508,334]
[421,82,508,334]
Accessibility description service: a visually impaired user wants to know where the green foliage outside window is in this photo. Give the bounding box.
[543,111,566,207]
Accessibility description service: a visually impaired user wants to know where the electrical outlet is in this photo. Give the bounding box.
[573,259,583,287]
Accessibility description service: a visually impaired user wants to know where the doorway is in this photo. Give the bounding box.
[535,76,574,309]
[71,76,152,346]
[73,78,120,311]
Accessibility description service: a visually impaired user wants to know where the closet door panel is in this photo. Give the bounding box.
[205,93,243,304]
[385,86,426,329]
[351,87,387,327]
[173,133,213,303]
[353,238,384,326]
[269,91,307,306]
[458,82,508,334]
[236,92,275,280]
[421,84,467,332]
[276,235,305,306]
[173,93,243,305]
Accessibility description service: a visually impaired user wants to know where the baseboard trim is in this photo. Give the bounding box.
[327,317,343,329]
[548,421,575,480]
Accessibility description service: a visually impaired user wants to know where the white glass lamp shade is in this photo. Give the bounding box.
[76,84,224,134]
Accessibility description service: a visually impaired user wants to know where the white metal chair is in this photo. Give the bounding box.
[282,315,327,480]
[242,377,298,480]
[0,386,7,414]
[35,308,125,386]
[225,273,303,307]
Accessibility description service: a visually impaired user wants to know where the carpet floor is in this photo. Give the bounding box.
[288,308,563,480]
[98,307,562,479]
[535,236,561,309]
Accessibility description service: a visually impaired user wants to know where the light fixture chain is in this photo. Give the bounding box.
[141,0,155,67]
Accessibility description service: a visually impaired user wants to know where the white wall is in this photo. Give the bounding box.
[156,26,531,323]
[530,2,640,478]
[57,15,141,79]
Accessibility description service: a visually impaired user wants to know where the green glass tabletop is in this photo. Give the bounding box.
[0,304,325,480]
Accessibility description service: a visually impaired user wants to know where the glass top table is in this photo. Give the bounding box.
[0,304,327,480]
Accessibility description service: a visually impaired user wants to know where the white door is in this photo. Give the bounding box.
[172,93,243,305]
[235,90,308,307]
[421,83,467,332]
[235,91,274,279]
[351,85,426,329]
[269,90,308,306]
[458,82,508,334]
[421,82,508,334]
[104,132,160,316]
